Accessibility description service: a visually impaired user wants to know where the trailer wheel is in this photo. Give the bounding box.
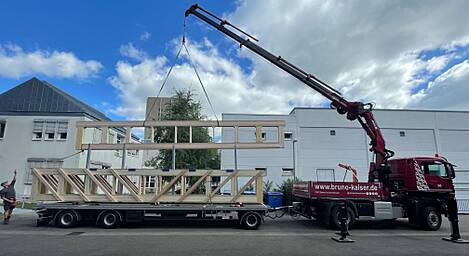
[56,210,78,228]
[420,206,441,231]
[98,211,121,229]
[330,206,355,230]
[240,212,262,230]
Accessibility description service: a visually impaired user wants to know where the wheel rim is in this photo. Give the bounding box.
[61,213,74,226]
[427,211,439,227]
[104,214,116,226]
[245,214,258,227]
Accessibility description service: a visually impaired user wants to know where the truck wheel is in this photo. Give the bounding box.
[98,211,121,229]
[56,211,78,228]
[330,206,355,230]
[240,212,262,230]
[420,206,441,231]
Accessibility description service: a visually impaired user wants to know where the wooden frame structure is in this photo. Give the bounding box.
[31,168,265,204]
[75,120,285,150]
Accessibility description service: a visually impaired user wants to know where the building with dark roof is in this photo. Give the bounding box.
[0,78,143,199]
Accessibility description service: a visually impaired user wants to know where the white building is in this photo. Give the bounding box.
[221,108,469,211]
[0,78,143,199]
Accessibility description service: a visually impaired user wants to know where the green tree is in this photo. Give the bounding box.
[145,89,220,170]
[276,177,301,206]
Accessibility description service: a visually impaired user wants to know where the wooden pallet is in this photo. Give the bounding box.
[31,168,264,204]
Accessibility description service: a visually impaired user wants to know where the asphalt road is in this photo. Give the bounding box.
[1,210,469,256]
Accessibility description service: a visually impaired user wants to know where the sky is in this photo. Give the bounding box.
[1,0,469,121]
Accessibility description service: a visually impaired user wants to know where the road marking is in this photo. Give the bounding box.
[0,230,468,238]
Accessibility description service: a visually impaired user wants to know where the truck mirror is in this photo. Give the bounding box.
[449,165,456,179]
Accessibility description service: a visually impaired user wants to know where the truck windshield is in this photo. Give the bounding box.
[421,162,447,177]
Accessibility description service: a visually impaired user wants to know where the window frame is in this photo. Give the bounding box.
[32,120,45,141]
[284,132,293,140]
[56,121,69,141]
[44,120,57,141]
[0,120,6,139]
[282,168,294,176]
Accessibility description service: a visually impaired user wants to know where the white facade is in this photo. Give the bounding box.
[221,108,469,209]
[0,114,143,199]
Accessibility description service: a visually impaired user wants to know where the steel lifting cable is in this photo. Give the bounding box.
[182,42,220,126]
[145,17,220,127]
[144,40,185,122]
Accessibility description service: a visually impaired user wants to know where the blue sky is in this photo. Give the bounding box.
[0,1,239,119]
[1,1,469,120]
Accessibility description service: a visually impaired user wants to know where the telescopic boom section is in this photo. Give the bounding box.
[185,4,394,181]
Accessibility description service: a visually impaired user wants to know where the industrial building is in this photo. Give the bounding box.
[221,108,469,212]
[0,78,143,199]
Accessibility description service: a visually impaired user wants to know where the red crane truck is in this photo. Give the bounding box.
[186,4,465,242]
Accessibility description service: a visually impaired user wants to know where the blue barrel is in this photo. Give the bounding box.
[265,192,283,208]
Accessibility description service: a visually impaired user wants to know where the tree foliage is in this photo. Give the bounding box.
[145,89,220,169]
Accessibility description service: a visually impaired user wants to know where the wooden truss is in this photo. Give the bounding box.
[31,168,265,204]
[75,120,285,150]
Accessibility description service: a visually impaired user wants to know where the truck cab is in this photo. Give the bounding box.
[388,156,455,193]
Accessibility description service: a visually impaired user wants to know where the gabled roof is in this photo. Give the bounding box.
[0,77,110,121]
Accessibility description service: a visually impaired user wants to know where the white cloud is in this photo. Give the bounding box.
[0,43,102,79]
[228,0,469,109]
[110,1,469,120]
[426,55,450,73]
[119,43,148,61]
[109,39,323,120]
[140,31,151,41]
[412,60,469,110]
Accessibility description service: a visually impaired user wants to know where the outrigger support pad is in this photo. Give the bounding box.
[331,200,355,243]
[442,196,469,243]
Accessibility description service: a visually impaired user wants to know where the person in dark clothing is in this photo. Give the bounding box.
[1,170,16,225]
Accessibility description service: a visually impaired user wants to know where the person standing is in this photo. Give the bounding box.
[1,170,17,225]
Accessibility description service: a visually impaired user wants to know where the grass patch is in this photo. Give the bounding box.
[0,202,35,209]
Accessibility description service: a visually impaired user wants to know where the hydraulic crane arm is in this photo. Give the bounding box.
[185,4,394,181]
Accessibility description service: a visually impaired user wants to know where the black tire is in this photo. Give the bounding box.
[420,206,441,231]
[240,212,262,230]
[98,211,121,229]
[56,211,78,228]
[330,206,356,230]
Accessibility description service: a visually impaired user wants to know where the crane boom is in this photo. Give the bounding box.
[185,4,394,182]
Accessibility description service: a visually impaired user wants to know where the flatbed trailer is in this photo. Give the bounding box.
[35,202,268,229]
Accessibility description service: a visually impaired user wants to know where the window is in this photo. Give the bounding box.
[330,130,336,136]
[284,132,293,140]
[57,121,68,140]
[282,168,294,176]
[421,162,447,177]
[0,120,5,139]
[117,134,125,144]
[32,120,44,140]
[45,121,56,140]
[255,167,267,175]
[400,131,406,137]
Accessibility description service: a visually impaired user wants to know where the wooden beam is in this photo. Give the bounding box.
[231,171,263,203]
[109,169,142,202]
[57,168,90,202]
[207,170,239,202]
[79,142,284,151]
[152,170,188,202]
[178,171,212,202]
[76,120,285,128]
[82,169,116,202]
[31,168,63,201]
